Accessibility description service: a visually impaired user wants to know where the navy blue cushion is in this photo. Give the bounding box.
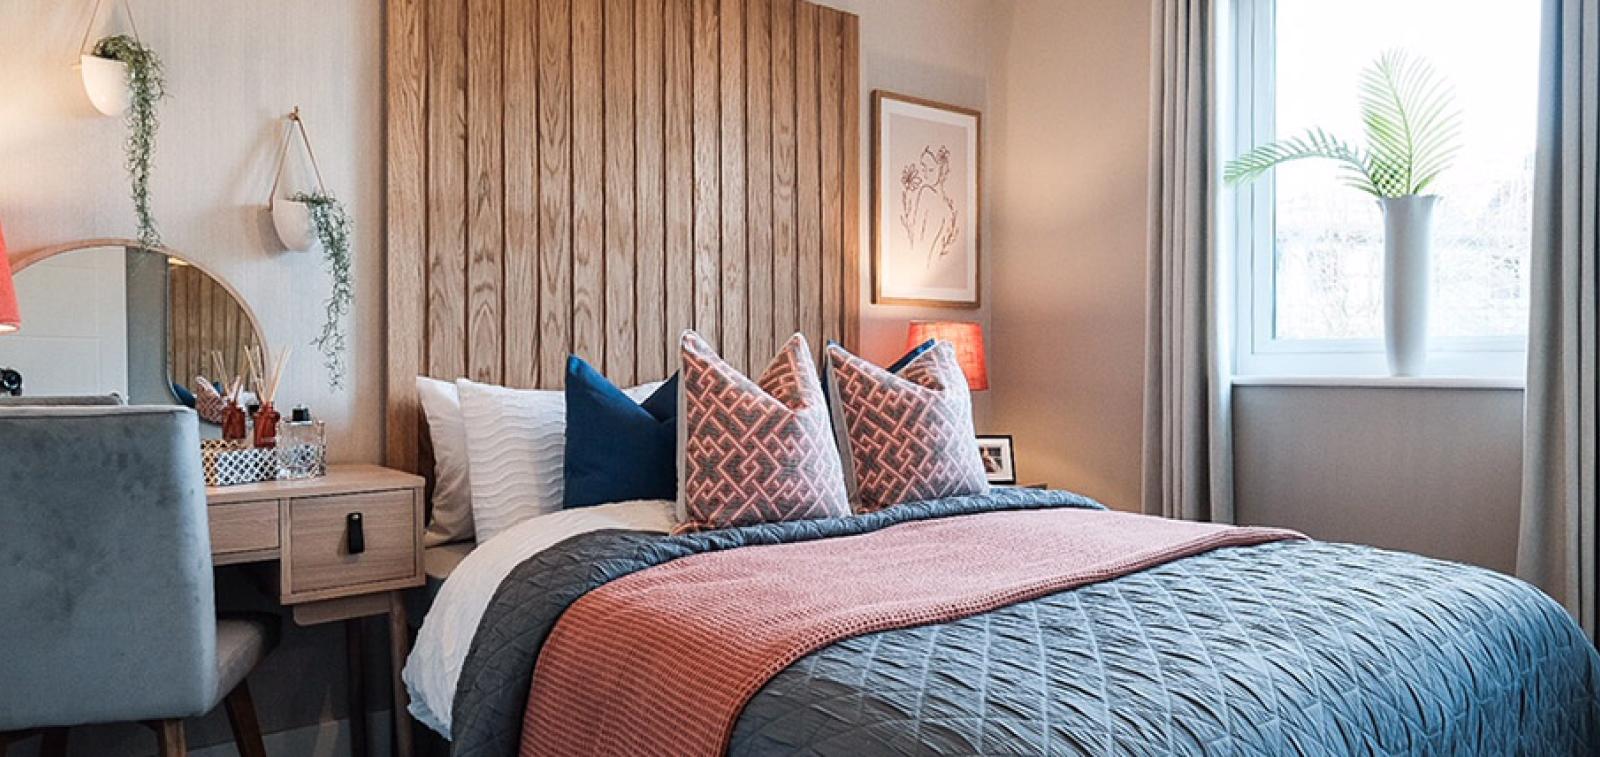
[563,356,679,508]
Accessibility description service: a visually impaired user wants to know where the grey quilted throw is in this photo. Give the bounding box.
[450,490,1600,756]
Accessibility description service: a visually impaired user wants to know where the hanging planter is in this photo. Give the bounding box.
[78,1,166,250]
[269,108,324,252]
[80,53,132,116]
[268,107,354,390]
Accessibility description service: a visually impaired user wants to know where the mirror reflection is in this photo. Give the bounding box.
[0,244,264,422]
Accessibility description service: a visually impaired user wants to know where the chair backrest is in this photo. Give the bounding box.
[0,393,126,407]
[0,405,218,729]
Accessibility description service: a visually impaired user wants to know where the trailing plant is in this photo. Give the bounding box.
[1224,50,1462,198]
[292,191,354,390]
[92,34,166,249]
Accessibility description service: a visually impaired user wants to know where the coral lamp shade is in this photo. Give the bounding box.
[906,320,987,391]
[0,223,18,334]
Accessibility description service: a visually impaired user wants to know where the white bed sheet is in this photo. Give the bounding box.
[404,499,676,738]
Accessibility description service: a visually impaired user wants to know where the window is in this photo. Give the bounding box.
[1228,0,1539,378]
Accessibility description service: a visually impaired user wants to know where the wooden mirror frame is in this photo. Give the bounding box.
[6,237,270,402]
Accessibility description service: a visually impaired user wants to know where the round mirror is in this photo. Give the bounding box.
[0,240,266,423]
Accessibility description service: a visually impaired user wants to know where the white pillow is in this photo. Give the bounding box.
[417,377,474,546]
[456,376,663,544]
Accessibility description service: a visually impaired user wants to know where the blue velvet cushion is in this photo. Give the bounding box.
[563,356,679,508]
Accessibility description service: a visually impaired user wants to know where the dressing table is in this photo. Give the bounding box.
[210,465,424,757]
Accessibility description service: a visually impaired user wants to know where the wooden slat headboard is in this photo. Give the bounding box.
[386,0,861,473]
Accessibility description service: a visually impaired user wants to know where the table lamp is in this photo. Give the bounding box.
[0,221,17,334]
[906,320,987,391]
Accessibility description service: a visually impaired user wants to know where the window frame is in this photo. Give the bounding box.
[1226,0,1528,380]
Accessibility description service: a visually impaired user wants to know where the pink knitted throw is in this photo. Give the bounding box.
[520,507,1304,757]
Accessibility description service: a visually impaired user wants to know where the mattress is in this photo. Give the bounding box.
[414,490,1600,756]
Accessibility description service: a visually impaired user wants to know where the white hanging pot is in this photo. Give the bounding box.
[80,53,131,116]
[1378,194,1438,377]
[271,198,316,252]
[267,107,327,252]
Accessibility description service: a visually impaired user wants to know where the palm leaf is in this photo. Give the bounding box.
[1223,127,1379,196]
[1224,49,1461,200]
[1356,49,1462,196]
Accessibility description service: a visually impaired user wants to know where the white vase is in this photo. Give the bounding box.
[80,54,131,116]
[1378,194,1438,377]
[271,199,315,252]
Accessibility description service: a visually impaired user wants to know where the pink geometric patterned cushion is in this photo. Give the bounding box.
[824,341,990,512]
[675,331,850,533]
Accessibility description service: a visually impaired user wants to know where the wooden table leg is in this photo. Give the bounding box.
[388,592,414,757]
[346,619,369,757]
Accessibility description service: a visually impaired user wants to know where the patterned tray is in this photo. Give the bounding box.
[201,439,326,487]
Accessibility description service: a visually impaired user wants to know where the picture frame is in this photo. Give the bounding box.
[975,435,1016,485]
[872,91,981,308]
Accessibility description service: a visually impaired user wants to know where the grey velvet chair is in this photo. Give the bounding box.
[0,405,277,757]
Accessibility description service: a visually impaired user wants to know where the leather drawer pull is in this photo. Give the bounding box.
[346,512,365,555]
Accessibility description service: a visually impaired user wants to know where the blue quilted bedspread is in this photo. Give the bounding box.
[450,490,1600,756]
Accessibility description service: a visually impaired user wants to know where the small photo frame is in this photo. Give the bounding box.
[975,435,1016,485]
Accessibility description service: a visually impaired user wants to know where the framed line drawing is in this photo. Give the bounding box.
[873,91,981,308]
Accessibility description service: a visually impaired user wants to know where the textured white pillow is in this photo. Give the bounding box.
[417,377,475,546]
[456,377,663,544]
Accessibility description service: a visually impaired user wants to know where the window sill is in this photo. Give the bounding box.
[1230,375,1525,390]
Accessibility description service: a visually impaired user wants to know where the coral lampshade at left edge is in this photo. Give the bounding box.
[0,223,20,332]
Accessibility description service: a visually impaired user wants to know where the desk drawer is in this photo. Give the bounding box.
[286,489,418,596]
[210,500,280,556]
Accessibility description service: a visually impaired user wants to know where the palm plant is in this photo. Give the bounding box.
[1224,50,1462,198]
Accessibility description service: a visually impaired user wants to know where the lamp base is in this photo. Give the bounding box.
[0,367,22,396]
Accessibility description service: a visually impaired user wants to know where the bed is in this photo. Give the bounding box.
[402,491,1599,756]
[382,2,1599,754]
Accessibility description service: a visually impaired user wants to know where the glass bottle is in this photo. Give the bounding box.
[276,406,326,479]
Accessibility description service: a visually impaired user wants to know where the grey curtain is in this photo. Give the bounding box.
[1142,0,1233,522]
[1519,0,1598,639]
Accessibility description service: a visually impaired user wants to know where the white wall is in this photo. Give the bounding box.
[0,249,128,396]
[0,0,384,463]
[988,0,1151,508]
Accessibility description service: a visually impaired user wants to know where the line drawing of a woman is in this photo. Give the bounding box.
[899,144,960,268]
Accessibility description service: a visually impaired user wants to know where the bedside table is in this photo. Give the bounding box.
[207,464,424,757]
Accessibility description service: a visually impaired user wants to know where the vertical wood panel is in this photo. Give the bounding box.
[793,1,821,353]
[428,0,469,377]
[394,0,860,465]
[467,0,505,383]
[744,0,773,362]
[769,0,797,346]
[635,0,667,380]
[691,0,721,347]
[572,0,605,363]
[504,0,540,388]
[664,0,695,364]
[718,0,747,370]
[604,0,637,383]
[840,14,861,345]
[387,0,427,469]
[538,0,573,382]
[817,8,843,346]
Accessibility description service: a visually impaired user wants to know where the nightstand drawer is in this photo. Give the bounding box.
[209,500,280,556]
[286,489,419,596]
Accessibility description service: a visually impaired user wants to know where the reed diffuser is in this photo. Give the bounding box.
[247,346,290,449]
[214,351,248,441]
